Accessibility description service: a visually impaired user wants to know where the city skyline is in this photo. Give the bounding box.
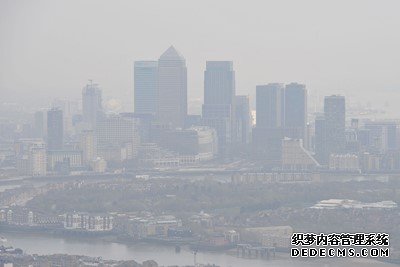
[2,2,400,266]
[2,1,400,115]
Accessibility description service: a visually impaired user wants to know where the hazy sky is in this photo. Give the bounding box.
[1,0,400,114]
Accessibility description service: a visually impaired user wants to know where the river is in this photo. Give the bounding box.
[0,232,397,267]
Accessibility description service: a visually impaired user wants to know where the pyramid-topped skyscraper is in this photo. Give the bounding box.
[157,46,187,128]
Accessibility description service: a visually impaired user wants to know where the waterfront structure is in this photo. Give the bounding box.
[64,213,113,232]
[134,61,158,115]
[157,46,187,128]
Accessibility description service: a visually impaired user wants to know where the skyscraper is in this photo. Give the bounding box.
[253,83,284,165]
[33,111,45,138]
[283,83,307,143]
[314,115,327,164]
[325,95,346,152]
[47,108,63,150]
[157,46,187,128]
[82,82,103,128]
[255,83,283,128]
[235,95,251,144]
[202,61,236,154]
[315,95,346,164]
[134,61,158,115]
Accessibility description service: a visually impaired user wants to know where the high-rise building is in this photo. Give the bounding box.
[235,95,251,144]
[283,83,307,143]
[315,95,346,165]
[255,83,283,129]
[314,115,327,164]
[202,61,236,154]
[82,82,103,128]
[33,111,45,138]
[325,95,346,152]
[47,108,63,150]
[157,46,187,128]
[134,61,158,115]
[253,83,285,165]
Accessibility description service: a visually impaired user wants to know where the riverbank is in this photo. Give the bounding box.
[1,231,399,267]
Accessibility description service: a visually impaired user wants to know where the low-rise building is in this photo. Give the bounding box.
[63,213,113,232]
[281,138,319,171]
[240,226,293,248]
[329,153,360,172]
[15,139,47,176]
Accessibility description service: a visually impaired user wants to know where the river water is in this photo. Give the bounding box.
[0,232,397,267]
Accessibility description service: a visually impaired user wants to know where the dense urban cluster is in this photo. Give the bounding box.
[1,46,400,266]
[0,46,399,177]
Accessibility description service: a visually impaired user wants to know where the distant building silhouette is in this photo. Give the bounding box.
[255,83,283,129]
[134,61,158,116]
[202,61,236,155]
[283,83,307,145]
[157,46,187,128]
[253,84,284,166]
[315,95,346,164]
[235,95,251,144]
[47,108,63,150]
[33,111,45,138]
[82,82,103,129]
[314,115,327,164]
[364,121,397,153]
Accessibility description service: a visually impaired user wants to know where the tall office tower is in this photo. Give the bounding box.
[315,95,346,164]
[283,83,307,144]
[255,83,283,128]
[325,95,346,153]
[134,61,158,115]
[157,46,187,128]
[253,83,284,165]
[314,115,327,164]
[235,95,251,144]
[82,82,103,129]
[202,61,236,154]
[33,111,45,138]
[47,108,64,150]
